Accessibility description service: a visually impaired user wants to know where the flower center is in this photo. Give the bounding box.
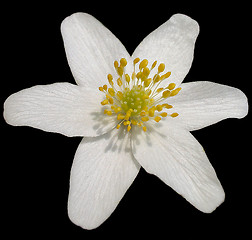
[98,58,181,132]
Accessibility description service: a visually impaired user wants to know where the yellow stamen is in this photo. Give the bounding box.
[171,88,181,96]
[103,85,108,91]
[120,58,127,67]
[167,83,176,90]
[139,59,148,70]
[162,90,171,98]
[160,112,168,117]
[154,116,161,122]
[171,113,179,118]
[117,78,123,87]
[99,58,181,133]
[108,88,115,97]
[117,113,125,120]
[101,99,109,105]
[158,63,165,73]
[141,116,149,122]
[156,105,163,112]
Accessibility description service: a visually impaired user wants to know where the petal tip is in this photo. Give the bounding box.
[171,13,200,38]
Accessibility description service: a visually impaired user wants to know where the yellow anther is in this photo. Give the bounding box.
[123,120,131,125]
[117,91,123,99]
[104,109,109,114]
[162,103,173,109]
[114,107,121,113]
[167,83,176,90]
[144,78,152,87]
[148,108,155,117]
[154,116,161,122]
[107,74,113,81]
[134,58,140,65]
[160,112,168,117]
[162,90,171,98]
[117,78,123,87]
[141,116,149,122]
[171,87,181,96]
[117,113,125,120]
[140,111,147,116]
[151,60,157,70]
[158,63,165,73]
[125,74,130,84]
[117,66,124,76]
[108,97,114,104]
[116,124,121,129]
[156,105,163,112]
[127,125,131,132]
[108,88,115,97]
[157,88,164,93]
[99,86,103,91]
[160,71,171,80]
[106,110,113,116]
[139,59,148,69]
[153,74,160,83]
[114,61,119,69]
[142,126,147,132]
[171,113,179,118]
[131,119,138,125]
[120,58,127,67]
[101,99,109,105]
[143,67,150,77]
[103,85,108,91]
[124,115,130,120]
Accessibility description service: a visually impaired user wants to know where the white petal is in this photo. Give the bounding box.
[4,83,116,137]
[132,14,199,86]
[68,129,140,230]
[168,81,248,131]
[131,121,225,213]
[61,13,132,88]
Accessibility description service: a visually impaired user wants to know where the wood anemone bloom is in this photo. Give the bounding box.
[3,13,248,230]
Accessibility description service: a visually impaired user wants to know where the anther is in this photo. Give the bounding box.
[108,88,115,97]
[134,58,140,65]
[141,116,149,122]
[120,58,127,67]
[171,113,179,118]
[158,63,165,73]
[154,116,161,122]
[101,99,109,105]
[162,90,171,98]
[139,59,148,70]
[167,83,176,90]
[171,88,181,96]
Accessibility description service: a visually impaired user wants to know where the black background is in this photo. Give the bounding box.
[1,0,251,238]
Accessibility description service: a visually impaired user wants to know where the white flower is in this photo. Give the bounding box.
[3,13,248,230]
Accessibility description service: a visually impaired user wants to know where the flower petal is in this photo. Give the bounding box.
[132,14,199,86]
[61,12,132,88]
[131,121,225,213]
[68,129,140,230]
[4,83,116,137]
[168,81,248,131]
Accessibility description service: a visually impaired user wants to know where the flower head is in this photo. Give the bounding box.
[3,13,248,230]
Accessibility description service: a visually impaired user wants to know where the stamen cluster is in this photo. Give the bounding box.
[99,58,181,132]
